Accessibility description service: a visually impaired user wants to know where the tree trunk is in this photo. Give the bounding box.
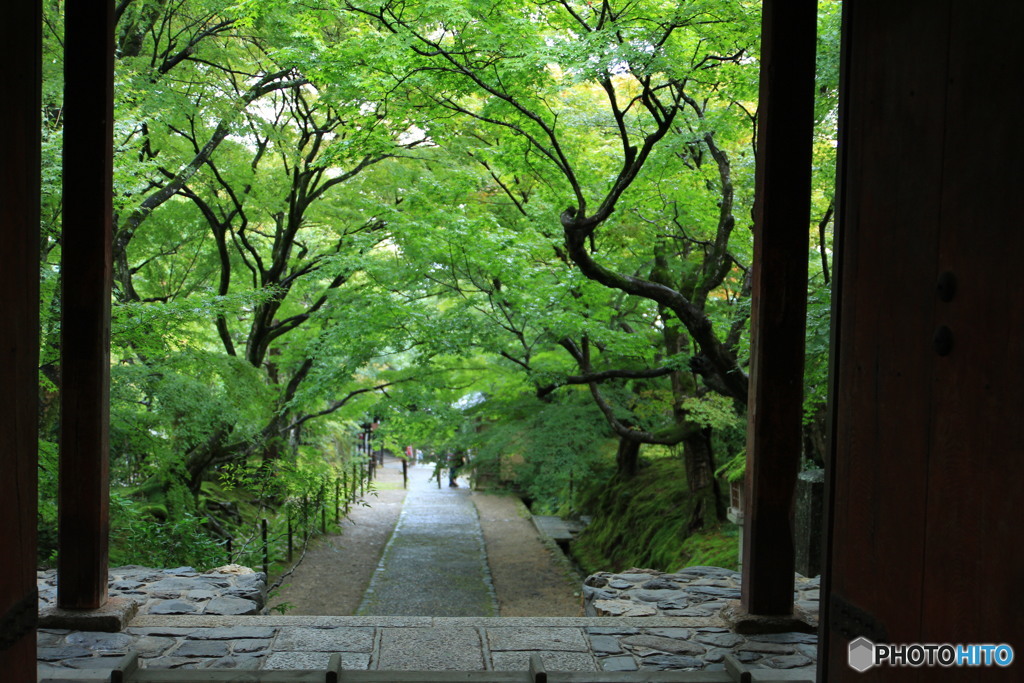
[681,425,725,529]
[184,426,231,496]
[615,436,642,478]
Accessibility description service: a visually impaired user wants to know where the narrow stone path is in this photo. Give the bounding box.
[356,462,498,616]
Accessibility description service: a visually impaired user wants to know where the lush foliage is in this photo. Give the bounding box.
[38,0,840,570]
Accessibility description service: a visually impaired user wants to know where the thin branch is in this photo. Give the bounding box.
[284,379,414,432]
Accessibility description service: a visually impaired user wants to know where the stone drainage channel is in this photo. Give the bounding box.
[35,460,820,680]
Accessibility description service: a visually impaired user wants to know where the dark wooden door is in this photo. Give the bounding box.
[823,1,1024,680]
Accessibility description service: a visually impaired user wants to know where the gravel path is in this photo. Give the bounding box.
[267,456,581,617]
[266,461,407,615]
[474,492,581,616]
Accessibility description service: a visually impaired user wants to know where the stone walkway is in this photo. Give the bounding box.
[37,567,818,679]
[38,612,816,680]
[35,462,819,680]
[356,460,498,616]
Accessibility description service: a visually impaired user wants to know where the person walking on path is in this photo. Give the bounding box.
[447,451,465,487]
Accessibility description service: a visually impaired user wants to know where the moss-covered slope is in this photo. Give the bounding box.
[571,457,738,574]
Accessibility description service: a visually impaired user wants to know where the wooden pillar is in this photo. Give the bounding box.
[741,0,818,616]
[0,1,42,675]
[58,0,116,609]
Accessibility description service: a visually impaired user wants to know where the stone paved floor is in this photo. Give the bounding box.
[36,466,819,679]
[356,462,497,616]
[37,563,820,678]
[37,612,818,679]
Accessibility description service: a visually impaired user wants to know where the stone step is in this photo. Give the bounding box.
[532,516,576,543]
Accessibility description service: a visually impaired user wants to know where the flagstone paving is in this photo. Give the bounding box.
[36,461,819,679]
[37,570,819,678]
[38,613,818,679]
[356,463,498,617]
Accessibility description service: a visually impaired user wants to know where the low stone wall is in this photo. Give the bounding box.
[583,566,819,621]
[580,566,820,671]
[37,564,267,617]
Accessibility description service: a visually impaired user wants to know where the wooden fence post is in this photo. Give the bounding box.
[261,519,269,577]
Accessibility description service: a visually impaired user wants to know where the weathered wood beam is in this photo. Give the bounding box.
[741,0,818,616]
[58,0,116,609]
[0,0,42,674]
